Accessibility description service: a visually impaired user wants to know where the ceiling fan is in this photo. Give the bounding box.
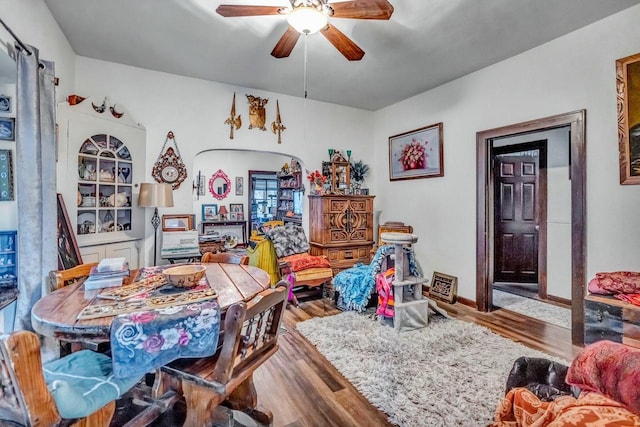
[216,0,394,61]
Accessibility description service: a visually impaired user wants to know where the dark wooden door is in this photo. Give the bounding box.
[493,155,539,283]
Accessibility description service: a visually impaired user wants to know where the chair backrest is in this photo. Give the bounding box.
[48,262,99,292]
[201,252,248,265]
[0,330,62,426]
[377,221,413,246]
[159,280,289,388]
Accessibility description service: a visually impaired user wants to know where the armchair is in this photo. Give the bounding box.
[264,223,333,306]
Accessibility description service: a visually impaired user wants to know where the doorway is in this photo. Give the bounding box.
[492,140,548,300]
[477,110,586,346]
[248,170,278,236]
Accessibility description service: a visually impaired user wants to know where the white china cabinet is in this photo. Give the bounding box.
[56,98,145,268]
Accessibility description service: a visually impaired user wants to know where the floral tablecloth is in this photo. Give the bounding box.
[110,299,220,378]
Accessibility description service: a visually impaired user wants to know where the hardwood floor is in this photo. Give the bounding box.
[253,297,583,427]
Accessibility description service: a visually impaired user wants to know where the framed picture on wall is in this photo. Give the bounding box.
[617,52,640,184]
[0,95,11,113]
[0,117,15,141]
[202,204,218,221]
[389,122,444,181]
[0,149,14,201]
[235,176,243,196]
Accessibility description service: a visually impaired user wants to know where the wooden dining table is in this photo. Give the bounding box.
[31,262,271,344]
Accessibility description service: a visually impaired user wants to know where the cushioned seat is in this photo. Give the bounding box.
[0,330,142,426]
[264,223,333,305]
[43,349,143,419]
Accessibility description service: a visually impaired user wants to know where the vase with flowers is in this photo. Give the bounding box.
[306,169,327,195]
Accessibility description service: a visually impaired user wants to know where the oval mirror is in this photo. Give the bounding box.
[208,169,231,200]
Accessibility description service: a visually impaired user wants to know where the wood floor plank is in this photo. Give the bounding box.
[249,297,581,426]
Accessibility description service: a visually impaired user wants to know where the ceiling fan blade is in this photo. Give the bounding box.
[271,27,301,58]
[321,24,365,61]
[216,5,283,17]
[330,0,394,20]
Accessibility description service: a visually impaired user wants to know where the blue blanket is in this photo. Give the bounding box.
[110,300,220,378]
[333,245,420,312]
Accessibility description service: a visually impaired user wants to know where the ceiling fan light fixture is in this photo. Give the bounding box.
[287,6,327,34]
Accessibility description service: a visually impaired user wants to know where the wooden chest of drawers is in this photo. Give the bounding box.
[308,195,374,273]
[584,294,640,349]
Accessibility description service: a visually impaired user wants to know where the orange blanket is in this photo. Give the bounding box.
[491,388,640,426]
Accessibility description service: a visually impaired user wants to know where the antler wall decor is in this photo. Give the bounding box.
[224,92,242,139]
[271,99,286,144]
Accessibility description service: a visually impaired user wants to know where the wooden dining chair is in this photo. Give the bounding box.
[201,251,248,265]
[0,330,142,427]
[150,281,289,426]
[47,262,99,292]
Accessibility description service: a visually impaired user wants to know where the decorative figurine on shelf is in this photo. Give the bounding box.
[246,94,268,131]
[224,92,242,139]
[280,162,290,176]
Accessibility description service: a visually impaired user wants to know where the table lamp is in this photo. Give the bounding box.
[138,183,174,265]
[218,205,228,221]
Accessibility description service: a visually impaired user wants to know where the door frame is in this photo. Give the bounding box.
[476,110,586,346]
[492,140,548,298]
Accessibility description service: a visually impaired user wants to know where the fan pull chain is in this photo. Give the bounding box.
[303,34,308,99]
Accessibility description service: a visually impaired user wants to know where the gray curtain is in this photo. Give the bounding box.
[13,44,57,332]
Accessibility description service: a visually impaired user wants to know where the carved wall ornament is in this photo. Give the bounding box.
[224,92,242,139]
[271,99,286,144]
[152,131,187,190]
[246,94,268,131]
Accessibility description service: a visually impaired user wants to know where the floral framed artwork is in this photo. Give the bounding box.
[202,204,218,221]
[389,122,443,181]
[617,52,640,184]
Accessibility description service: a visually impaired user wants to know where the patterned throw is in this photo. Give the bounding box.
[333,245,420,312]
[110,300,220,378]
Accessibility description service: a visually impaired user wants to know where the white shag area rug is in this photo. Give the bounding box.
[297,312,567,427]
[493,290,571,329]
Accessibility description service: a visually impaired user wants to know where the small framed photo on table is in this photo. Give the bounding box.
[229,203,244,214]
[162,214,194,232]
[0,117,15,141]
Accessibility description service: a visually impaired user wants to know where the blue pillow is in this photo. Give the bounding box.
[43,349,142,419]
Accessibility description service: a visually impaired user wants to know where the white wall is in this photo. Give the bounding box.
[372,5,640,301]
[74,58,374,264]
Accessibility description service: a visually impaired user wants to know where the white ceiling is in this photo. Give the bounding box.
[43,0,640,111]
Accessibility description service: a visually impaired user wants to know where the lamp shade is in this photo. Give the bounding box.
[218,205,228,215]
[138,183,174,208]
[287,6,328,34]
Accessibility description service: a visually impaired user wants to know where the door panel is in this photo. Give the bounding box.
[494,155,539,283]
